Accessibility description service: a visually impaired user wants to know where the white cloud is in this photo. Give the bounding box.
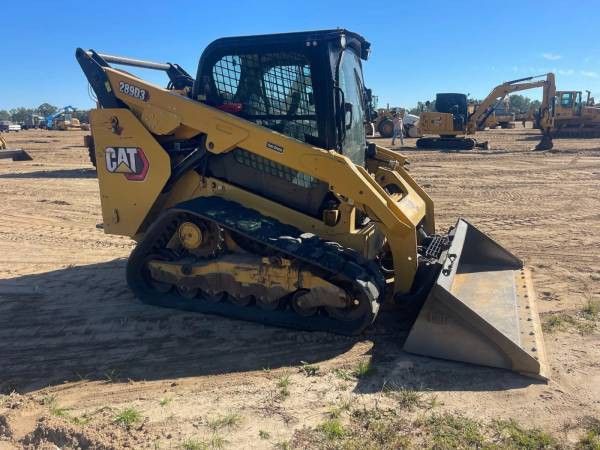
[542,52,562,61]
[581,70,599,78]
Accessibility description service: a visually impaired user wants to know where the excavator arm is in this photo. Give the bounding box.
[536,73,556,149]
[467,73,555,150]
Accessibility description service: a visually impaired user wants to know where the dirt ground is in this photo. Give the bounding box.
[0,127,598,449]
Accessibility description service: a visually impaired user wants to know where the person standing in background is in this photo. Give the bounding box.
[391,112,404,147]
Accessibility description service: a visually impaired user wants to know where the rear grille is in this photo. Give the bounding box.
[424,235,449,259]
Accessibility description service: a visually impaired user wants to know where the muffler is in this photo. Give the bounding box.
[404,219,549,379]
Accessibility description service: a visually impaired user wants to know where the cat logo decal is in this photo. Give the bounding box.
[105,147,149,181]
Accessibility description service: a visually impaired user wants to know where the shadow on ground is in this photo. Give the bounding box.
[0,259,537,394]
[517,135,552,142]
[514,133,600,142]
[0,259,355,393]
[353,323,539,395]
[0,168,96,179]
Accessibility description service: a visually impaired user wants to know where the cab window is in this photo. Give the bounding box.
[338,49,366,165]
[560,92,574,108]
[211,52,318,143]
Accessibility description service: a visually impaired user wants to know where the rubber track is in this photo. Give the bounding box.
[126,197,386,335]
[416,137,475,150]
[552,129,600,139]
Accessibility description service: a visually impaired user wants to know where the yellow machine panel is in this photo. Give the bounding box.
[90,109,171,236]
[418,112,456,136]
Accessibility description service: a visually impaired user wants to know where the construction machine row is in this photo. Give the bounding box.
[365,75,600,150]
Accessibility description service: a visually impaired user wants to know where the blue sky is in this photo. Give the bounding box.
[1,0,599,110]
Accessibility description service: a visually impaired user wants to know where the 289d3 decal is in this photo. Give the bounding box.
[118,81,148,101]
[104,147,149,181]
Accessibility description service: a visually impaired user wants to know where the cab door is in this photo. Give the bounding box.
[337,48,367,166]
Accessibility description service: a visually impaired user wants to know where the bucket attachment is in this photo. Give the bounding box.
[534,132,553,151]
[0,149,33,161]
[404,219,549,379]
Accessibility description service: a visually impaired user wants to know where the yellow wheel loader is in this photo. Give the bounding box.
[76,29,548,378]
[417,74,556,150]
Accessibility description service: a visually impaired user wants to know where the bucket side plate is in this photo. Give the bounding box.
[404,220,549,380]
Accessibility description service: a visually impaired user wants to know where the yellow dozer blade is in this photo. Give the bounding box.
[0,149,32,161]
[404,220,549,379]
[0,136,32,161]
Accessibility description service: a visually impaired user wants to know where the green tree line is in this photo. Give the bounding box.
[0,103,90,123]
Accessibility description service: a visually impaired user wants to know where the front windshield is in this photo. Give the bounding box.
[338,49,366,165]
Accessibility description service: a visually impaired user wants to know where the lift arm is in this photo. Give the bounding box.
[467,73,556,134]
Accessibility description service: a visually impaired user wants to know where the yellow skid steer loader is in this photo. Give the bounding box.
[76,29,547,378]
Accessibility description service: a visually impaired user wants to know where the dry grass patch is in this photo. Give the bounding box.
[293,405,408,449]
[180,435,228,450]
[581,299,600,321]
[258,429,270,439]
[207,412,242,431]
[113,407,143,428]
[332,368,353,381]
[419,413,486,449]
[352,360,374,379]
[543,313,578,333]
[40,394,92,426]
[576,417,600,450]
[277,372,292,398]
[543,311,596,335]
[291,407,569,450]
[491,418,559,449]
[299,361,320,376]
[382,381,426,411]
[318,418,346,440]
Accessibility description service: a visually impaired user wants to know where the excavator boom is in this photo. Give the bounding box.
[468,74,555,133]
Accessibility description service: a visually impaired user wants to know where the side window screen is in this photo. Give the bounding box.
[560,93,572,108]
[212,55,241,102]
[233,149,316,188]
[211,52,318,142]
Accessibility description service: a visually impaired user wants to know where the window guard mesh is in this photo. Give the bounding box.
[212,52,318,142]
[233,149,317,188]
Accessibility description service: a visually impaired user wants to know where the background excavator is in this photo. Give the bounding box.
[77,29,548,379]
[480,97,515,129]
[417,74,556,150]
[45,106,89,131]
